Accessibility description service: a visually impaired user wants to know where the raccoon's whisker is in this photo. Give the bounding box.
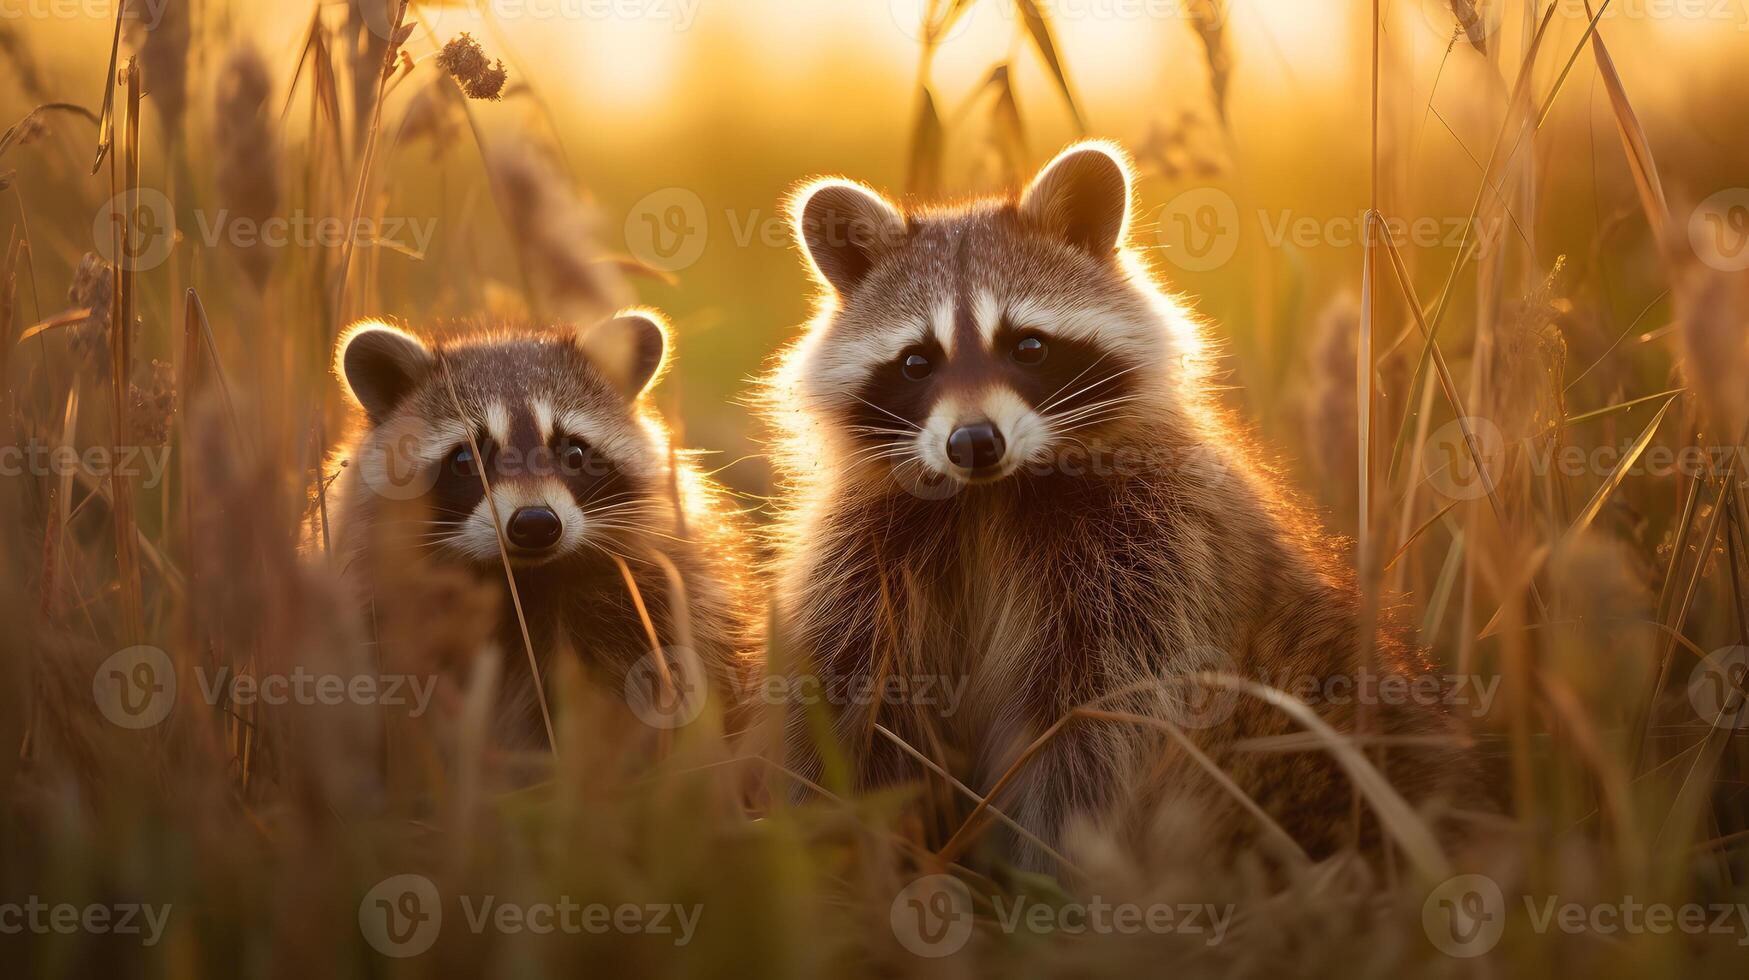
[847,425,919,440]
[585,521,679,542]
[588,522,689,545]
[580,495,660,515]
[1040,367,1142,416]
[580,521,689,553]
[1037,351,1112,413]
[580,503,653,523]
[1053,404,1143,430]
[577,487,642,510]
[1050,395,1140,427]
[1056,414,1144,435]
[847,441,921,464]
[846,393,921,431]
[1039,366,1126,415]
[888,455,934,485]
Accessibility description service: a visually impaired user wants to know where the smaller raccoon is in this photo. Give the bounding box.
[324,311,759,746]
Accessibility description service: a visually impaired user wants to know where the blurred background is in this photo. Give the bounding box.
[8,0,1743,504]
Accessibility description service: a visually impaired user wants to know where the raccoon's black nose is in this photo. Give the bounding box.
[506,506,563,550]
[947,422,1006,474]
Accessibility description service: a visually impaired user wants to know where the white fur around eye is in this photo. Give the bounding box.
[556,409,658,481]
[803,320,930,401]
[530,397,555,443]
[1003,297,1159,359]
[485,401,511,446]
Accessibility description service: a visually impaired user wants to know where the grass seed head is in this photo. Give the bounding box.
[438,33,508,101]
[485,136,628,318]
[66,253,118,376]
[124,0,191,135]
[213,45,281,290]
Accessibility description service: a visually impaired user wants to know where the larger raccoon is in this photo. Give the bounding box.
[761,142,1478,867]
[325,311,759,746]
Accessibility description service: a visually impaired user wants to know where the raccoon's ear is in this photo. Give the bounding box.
[1019,141,1132,257]
[576,310,667,400]
[337,321,433,422]
[790,179,906,296]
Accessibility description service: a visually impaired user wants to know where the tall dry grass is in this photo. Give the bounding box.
[1,0,1747,976]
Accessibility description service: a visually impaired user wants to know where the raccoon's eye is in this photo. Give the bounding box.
[556,439,588,474]
[1012,334,1048,366]
[448,444,479,477]
[901,350,933,381]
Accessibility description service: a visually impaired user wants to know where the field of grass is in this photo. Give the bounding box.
[3,0,1749,975]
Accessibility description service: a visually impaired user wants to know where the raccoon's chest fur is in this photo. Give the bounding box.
[786,471,1279,789]
[782,465,1477,864]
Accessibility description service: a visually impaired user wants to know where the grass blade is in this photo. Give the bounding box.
[1581,1,1670,248]
[1557,393,1679,549]
[906,85,944,196]
[1012,0,1086,132]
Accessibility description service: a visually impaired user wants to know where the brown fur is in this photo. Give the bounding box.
[759,143,1480,869]
[321,316,762,748]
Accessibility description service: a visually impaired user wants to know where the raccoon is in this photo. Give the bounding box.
[760,142,1479,867]
[324,310,760,747]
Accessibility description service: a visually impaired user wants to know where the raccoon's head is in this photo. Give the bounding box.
[780,141,1201,491]
[336,311,672,567]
